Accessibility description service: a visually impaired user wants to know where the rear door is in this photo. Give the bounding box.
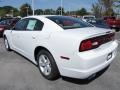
[16,18,44,60]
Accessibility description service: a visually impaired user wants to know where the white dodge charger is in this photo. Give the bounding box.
[3,15,118,80]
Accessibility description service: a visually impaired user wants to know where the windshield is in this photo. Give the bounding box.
[47,16,93,29]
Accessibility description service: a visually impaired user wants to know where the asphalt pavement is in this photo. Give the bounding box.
[0,32,120,90]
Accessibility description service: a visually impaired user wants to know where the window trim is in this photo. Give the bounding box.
[13,18,44,31]
[26,18,44,31]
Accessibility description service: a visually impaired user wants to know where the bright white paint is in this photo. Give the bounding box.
[4,15,118,79]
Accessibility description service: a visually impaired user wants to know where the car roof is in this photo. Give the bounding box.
[26,15,59,18]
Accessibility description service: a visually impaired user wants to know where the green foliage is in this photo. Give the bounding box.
[92,0,120,17]
[92,3,102,17]
[0,6,19,17]
[76,8,88,16]
[100,0,115,16]
[0,9,6,16]
[0,4,89,17]
[56,7,65,15]
[35,9,56,15]
[35,9,43,15]
[20,3,32,17]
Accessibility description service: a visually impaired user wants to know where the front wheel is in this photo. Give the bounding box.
[4,37,11,51]
[37,50,60,80]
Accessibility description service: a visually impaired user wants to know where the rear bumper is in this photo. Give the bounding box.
[62,64,112,79]
[61,54,116,79]
[59,41,118,79]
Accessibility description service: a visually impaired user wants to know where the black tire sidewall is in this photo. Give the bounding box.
[37,50,59,80]
[4,38,11,51]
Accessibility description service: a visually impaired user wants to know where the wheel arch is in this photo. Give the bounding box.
[34,46,53,62]
[34,46,61,76]
[3,34,6,39]
[34,46,60,80]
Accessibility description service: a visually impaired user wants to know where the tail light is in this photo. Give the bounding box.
[0,28,4,31]
[79,33,115,52]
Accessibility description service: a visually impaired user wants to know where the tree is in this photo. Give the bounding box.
[0,6,19,17]
[91,0,119,17]
[20,3,32,17]
[76,8,88,16]
[92,3,102,18]
[44,9,52,15]
[80,8,88,16]
[35,9,43,15]
[0,9,6,16]
[100,0,115,16]
[56,7,65,15]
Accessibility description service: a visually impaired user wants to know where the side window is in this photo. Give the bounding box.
[26,18,44,31]
[26,19,37,31]
[34,20,44,30]
[14,19,28,30]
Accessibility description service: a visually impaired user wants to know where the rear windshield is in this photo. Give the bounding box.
[47,16,93,29]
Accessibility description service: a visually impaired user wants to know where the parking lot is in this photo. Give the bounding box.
[0,32,120,90]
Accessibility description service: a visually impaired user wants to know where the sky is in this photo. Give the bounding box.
[0,0,98,11]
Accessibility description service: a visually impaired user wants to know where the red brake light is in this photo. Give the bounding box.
[79,33,115,52]
[0,28,4,31]
[80,40,99,52]
[80,40,92,51]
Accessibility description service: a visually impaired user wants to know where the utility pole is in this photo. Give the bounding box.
[32,0,35,15]
[61,0,63,15]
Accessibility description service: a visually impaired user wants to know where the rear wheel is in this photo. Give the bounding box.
[4,37,11,51]
[37,50,60,80]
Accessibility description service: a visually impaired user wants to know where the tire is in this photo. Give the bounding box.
[37,50,60,80]
[4,37,11,51]
[115,28,120,32]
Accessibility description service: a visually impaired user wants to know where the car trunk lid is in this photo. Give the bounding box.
[63,27,114,40]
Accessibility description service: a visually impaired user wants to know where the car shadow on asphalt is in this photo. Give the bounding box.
[61,66,109,85]
[12,50,38,66]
